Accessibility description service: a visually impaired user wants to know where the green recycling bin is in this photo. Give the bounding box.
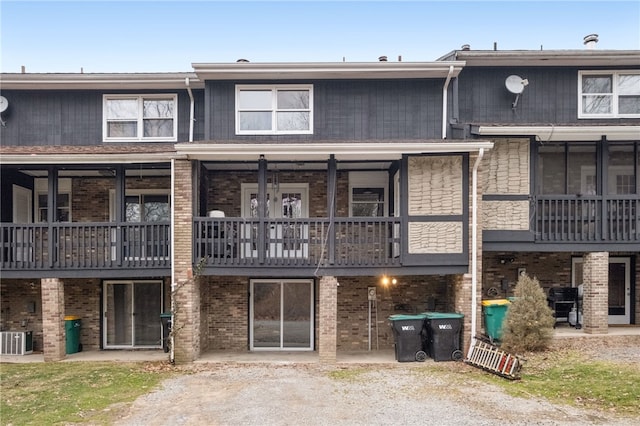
[64,315,82,354]
[482,299,511,342]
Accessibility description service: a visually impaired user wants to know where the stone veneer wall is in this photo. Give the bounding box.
[481,138,530,231]
[407,155,463,254]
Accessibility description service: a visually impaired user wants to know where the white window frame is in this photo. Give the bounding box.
[578,70,640,119]
[348,172,388,217]
[103,94,178,142]
[235,85,313,135]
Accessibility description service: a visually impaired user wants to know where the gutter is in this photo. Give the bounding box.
[185,77,195,142]
[469,148,484,356]
[442,65,455,139]
[170,159,176,363]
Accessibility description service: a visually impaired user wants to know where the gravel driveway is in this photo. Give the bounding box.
[114,349,639,426]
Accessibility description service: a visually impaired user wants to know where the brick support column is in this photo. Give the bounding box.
[41,278,65,361]
[583,252,609,334]
[452,274,476,353]
[318,276,338,364]
[172,159,200,363]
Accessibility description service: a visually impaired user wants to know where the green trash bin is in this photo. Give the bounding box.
[64,315,81,354]
[482,299,511,342]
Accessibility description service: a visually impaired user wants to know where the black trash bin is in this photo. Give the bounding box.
[160,312,172,353]
[388,313,428,362]
[424,312,464,362]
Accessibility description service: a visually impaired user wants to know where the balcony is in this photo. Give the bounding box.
[0,222,170,277]
[193,217,402,272]
[534,196,639,243]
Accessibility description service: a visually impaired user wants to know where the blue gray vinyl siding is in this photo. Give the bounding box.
[0,90,205,146]
[457,67,640,126]
[206,79,444,141]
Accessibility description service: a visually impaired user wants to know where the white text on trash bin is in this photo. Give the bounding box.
[438,324,453,330]
[401,325,415,331]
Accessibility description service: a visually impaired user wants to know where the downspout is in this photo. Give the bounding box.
[441,65,454,139]
[469,148,484,355]
[185,77,194,142]
[170,158,176,363]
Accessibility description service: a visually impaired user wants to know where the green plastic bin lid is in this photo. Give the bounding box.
[388,313,427,321]
[160,312,172,318]
[423,312,464,319]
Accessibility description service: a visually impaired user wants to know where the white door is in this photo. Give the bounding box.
[572,257,631,325]
[241,183,308,258]
[607,258,631,325]
[12,185,33,262]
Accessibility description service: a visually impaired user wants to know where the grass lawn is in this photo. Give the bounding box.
[0,361,175,425]
[466,349,640,416]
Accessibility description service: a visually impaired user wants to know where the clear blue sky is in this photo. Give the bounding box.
[1,0,638,73]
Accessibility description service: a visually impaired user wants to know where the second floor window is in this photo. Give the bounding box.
[579,71,640,118]
[236,85,312,135]
[104,95,177,141]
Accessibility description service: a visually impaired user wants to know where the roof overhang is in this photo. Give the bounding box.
[191,61,466,80]
[473,125,640,141]
[175,141,493,161]
[0,73,204,90]
[443,50,640,67]
[0,152,184,165]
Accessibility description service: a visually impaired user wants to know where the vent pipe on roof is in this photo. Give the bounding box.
[378,56,387,62]
[461,44,470,51]
[583,34,598,49]
[236,58,250,63]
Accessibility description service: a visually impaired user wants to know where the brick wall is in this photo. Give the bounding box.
[41,278,65,361]
[200,274,452,352]
[583,252,609,334]
[64,279,101,350]
[0,279,43,351]
[205,169,350,218]
[319,276,338,363]
[172,159,199,363]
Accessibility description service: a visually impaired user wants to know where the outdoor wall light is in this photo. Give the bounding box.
[499,257,515,264]
[381,275,397,286]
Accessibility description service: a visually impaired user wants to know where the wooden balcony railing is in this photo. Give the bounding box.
[0,222,170,271]
[193,217,402,268]
[534,196,639,242]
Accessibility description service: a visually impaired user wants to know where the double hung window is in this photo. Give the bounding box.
[236,85,312,134]
[579,71,640,118]
[104,95,177,141]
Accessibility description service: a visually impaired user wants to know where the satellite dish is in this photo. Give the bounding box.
[0,96,8,113]
[505,75,528,94]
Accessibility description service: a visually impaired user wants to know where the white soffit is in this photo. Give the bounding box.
[176,142,493,161]
[0,73,203,90]
[476,126,640,141]
[191,62,465,80]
